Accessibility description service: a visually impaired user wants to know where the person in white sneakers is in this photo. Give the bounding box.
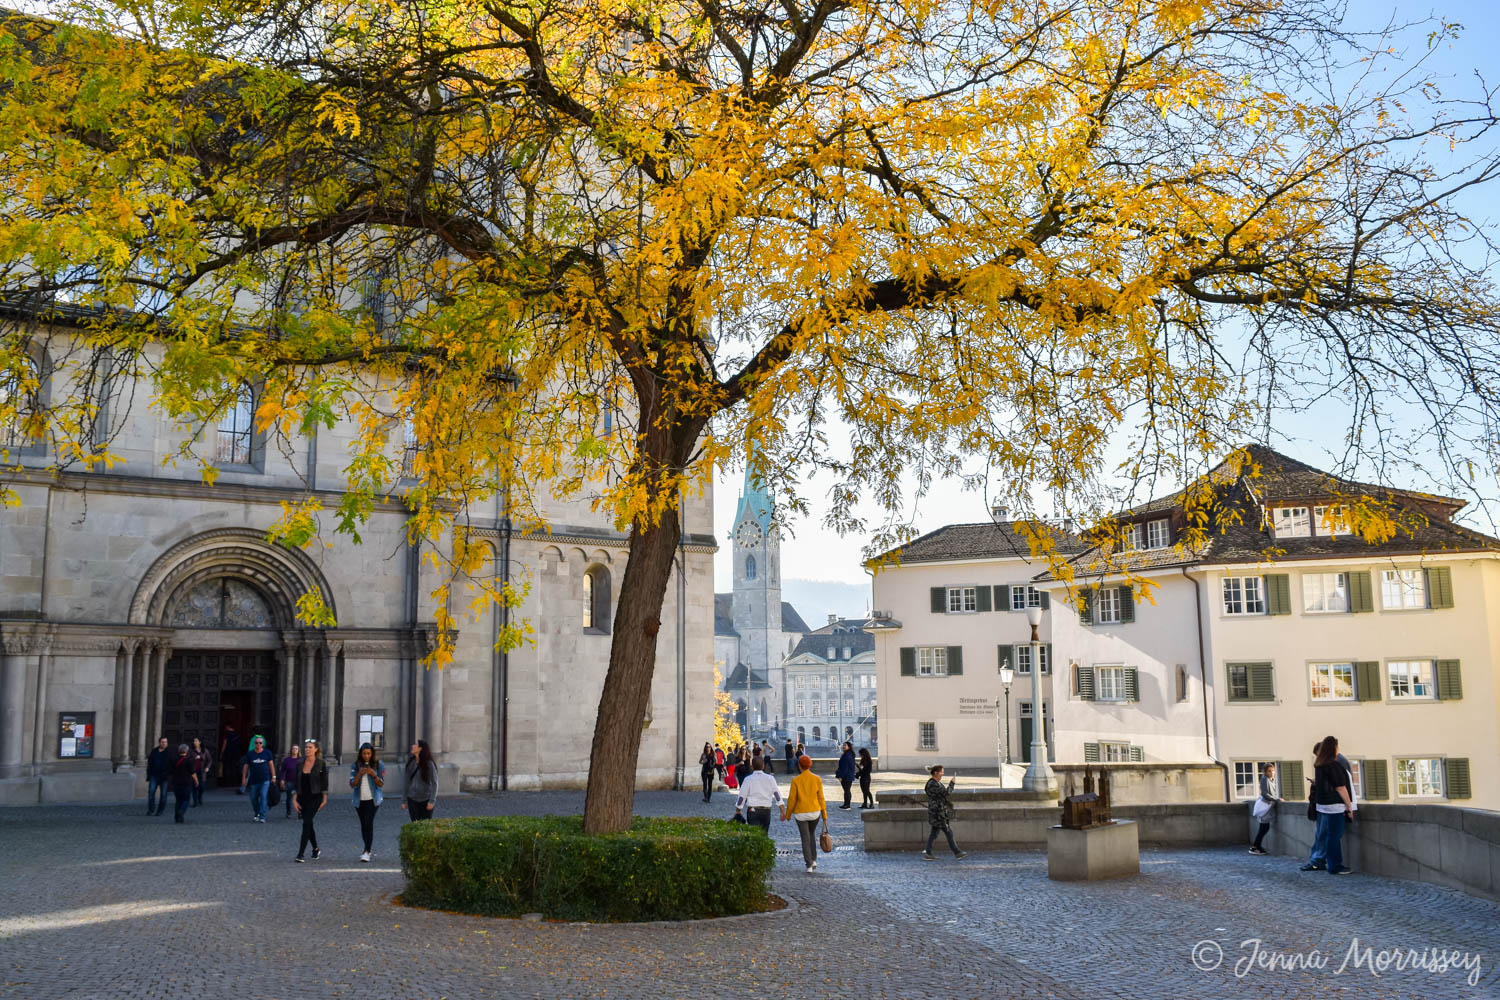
[349,742,385,862]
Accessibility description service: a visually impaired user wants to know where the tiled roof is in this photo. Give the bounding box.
[788,619,875,661]
[722,662,772,689]
[713,593,738,636]
[1044,443,1500,580]
[781,602,811,634]
[870,521,1088,566]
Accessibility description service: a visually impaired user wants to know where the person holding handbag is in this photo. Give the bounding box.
[781,754,826,873]
[292,738,328,862]
[923,764,967,861]
[349,743,385,862]
[1248,762,1281,854]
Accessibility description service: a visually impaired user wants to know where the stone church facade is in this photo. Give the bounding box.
[0,332,717,805]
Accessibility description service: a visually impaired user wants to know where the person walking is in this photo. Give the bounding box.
[1248,762,1281,854]
[190,737,212,807]
[349,742,385,862]
[1305,736,1354,876]
[401,740,438,820]
[734,749,752,788]
[784,739,795,775]
[240,734,276,822]
[145,737,172,816]
[169,744,198,823]
[293,738,328,862]
[923,764,967,860]
[278,744,301,819]
[698,743,715,802]
[714,744,726,782]
[781,754,827,873]
[221,726,242,792]
[735,758,782,833]
[857,747,875,809]
[761,740,775,775]
[836,742,857,810]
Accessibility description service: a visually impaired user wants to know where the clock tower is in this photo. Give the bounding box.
[730,466,782,732]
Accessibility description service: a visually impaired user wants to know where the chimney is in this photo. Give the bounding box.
[1063,516,1076,534]
[991,502,1009,522]
[827,613,839,625]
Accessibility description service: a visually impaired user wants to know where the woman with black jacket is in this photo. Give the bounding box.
[1311,735,1354,876]
[292,738,329,862]
[856,748,875,808]
[698,743,715,802]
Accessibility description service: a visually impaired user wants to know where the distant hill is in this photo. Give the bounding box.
[781,578,872,627]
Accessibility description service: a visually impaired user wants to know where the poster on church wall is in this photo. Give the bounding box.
[58,713,95,758]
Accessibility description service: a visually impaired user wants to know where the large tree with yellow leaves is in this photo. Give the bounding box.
[3,1,1500,832]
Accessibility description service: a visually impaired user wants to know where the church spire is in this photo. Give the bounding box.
[734,463,774,533]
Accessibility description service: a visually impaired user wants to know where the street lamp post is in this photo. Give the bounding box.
[1022,605,1058,796]
[997,662,1014,783]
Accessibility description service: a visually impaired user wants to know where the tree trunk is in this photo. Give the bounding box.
[581,503,682,834]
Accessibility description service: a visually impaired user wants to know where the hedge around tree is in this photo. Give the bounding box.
[398,814,777,922]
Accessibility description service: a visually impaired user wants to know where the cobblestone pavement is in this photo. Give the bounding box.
[2,783,1498,999]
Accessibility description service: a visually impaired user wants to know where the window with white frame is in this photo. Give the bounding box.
[810,696,821,715]
[947,586,978,612]
[795,699,805,715]
[1146,518,1170,549]
[917,646,949,677]
[1302,572,1349,613]
[216,383,255,465]
[1222,576,1266,615]
[1347,759,1365,801]
[1095,588,1122,624]
[1124,522,1144,551]
[1309,662,1355,701]
[812,675,823,688]
[842,646,852,660]
[1273,506,1311,538]
[1381,569,1427,610]
[1100,742,1132,762]
[1395,757,1444,797]
[1096,665,1127,702]
[1388,660,1436,700]
[795,676,806,690]
[1015,644,1050,674]
[918,722,937,750]
[1233,760,1278,799]
[827,646,836,660]
[1010,584,1043,609]
[844,697,853,713]
[1314,504,1353,536]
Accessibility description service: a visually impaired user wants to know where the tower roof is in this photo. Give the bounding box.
[734,464,775,534]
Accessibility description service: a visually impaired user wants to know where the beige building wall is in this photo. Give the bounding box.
[1205,555,1500,810]
[871,557,1057,772]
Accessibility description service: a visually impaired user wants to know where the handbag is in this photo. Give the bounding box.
[268,782,281,808]
[730,811,747,824]
[819,819,833,854]
[1251,797,1272,820]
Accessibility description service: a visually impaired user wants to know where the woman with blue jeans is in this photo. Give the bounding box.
[1310,735,1354,876]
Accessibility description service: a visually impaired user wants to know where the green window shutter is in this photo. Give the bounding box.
[1078,589,1093,625]
[1427,567,1454,609]
[1363,759,1390,801]
[1118,587,1135,623]
[1355,661,1382,702]
[993,585,1008,611]
[1043,642,1053,675]
[1437,659,1463,700]
[930,587,947,613]
[1083,742,1100,762]
[1123,667,1139,702]
[1349,571,1374,613]
[1078,664,1096,701]
[946,646,963,676]
[976,586,992,613]
[1040,591,1051,610]
[1248,663,1275,702]
[1445,758,1471,799]
[1129,745,1144,762]
[1265,574,1291,615]
[899,647,916,676]
[1279,760,1305,801]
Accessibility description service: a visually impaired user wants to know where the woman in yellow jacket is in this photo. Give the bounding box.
[781,754,827,873]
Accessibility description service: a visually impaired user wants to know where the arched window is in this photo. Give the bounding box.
[745,555,757,580]
[812,726,821,740]
[400,416,420,479]
[216,383,256,466]
[758,699,768,723]
[796,726,806,744]
[0,349,45,457]
[583,564,611,633]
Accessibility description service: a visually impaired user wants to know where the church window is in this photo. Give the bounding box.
[169,577,275,629]
[583,565,611,633]
[216,382,258,467]
[746,555,757,580]
[0,347,46,457]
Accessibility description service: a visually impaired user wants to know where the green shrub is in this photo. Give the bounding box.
[398,814,777,922]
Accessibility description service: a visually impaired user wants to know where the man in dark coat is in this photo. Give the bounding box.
[145,737,172,816]
[922,764,966,860]
[784,740,795,775]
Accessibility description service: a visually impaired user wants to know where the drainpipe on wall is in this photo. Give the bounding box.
[490,488,512,792]
[674,495,687,792]
[1182,566,1230,802]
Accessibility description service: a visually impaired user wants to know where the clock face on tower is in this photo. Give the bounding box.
[735,520,763,548]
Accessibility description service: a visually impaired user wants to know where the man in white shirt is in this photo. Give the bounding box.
[735,758,783,833]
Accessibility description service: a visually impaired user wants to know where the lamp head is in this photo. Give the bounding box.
[1025,605,1043,629]
[999,664,1014,685]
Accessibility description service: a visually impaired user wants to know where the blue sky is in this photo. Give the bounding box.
[715,2,1500,593]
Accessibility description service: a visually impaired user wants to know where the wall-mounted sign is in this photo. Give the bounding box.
[59,712,95,758]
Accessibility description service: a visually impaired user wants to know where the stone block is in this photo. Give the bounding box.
[1048,821,1140,881]
[0,776,41,806]
[40,770,138,804]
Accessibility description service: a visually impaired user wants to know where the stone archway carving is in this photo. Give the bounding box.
[129,528,337,628]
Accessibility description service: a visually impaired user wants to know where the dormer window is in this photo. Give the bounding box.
[1272,506,1311,538]
[1314,504,1353,536]
[1125,518,1170,550]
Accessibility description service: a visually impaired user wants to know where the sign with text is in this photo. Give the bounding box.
[58,712,95,758]
[958,697,997,716]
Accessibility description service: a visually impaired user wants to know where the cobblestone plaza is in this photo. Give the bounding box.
[3,784,1498,999]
